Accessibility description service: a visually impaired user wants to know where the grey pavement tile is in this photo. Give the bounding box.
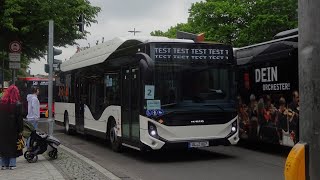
[43,147,113,180]
[0,152,64,180]
[1,144,121,180]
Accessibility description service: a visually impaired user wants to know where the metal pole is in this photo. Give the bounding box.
[2,58,4,91]
[12,69,15,85]
[299,0,320,179]
[13,69,15,85]
[48,20,54,135]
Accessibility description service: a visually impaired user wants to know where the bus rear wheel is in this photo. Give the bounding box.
[109,120,122,152]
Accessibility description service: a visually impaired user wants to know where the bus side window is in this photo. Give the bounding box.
[104,73,120,106]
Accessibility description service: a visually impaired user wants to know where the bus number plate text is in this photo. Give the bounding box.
[188,141,209,148]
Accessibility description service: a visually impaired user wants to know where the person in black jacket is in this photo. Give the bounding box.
[0,85,23,170]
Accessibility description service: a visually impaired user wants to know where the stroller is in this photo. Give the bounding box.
[23,120,61,163]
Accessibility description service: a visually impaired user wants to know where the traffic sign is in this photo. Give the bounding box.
[9,53,21,62]
[9,41,22,53]
[9,62,21,69]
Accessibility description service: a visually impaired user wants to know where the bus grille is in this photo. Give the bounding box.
[161,112,237,126]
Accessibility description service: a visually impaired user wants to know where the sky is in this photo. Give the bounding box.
[29,0,201,75]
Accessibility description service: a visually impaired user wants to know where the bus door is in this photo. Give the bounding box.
[75,76,85,134]
[121,67,140,141]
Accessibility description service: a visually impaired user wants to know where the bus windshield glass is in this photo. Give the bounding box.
[150,43,234,106]
[38,82,49,102]
[16,78,51,103]
[155,64,232,105]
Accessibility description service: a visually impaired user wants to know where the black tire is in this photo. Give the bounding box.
[49,150,58,159]
[109,120,122,152]
[24,151,38,163]
[48,151,53,158]
[64,112,72,135]
[24,151,29,160]
[48,150,57,158]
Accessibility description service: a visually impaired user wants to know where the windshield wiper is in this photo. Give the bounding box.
[161,103,178,108]
[204,104,225,111]
[209,89,224,93]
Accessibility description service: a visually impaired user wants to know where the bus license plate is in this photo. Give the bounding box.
[188,141,209,148]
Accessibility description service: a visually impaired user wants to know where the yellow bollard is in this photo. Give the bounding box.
[284,143,307,180]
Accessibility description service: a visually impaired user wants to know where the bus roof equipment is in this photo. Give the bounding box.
[61,37,194,72]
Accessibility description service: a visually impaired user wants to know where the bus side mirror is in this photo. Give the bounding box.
[136,52,154,83]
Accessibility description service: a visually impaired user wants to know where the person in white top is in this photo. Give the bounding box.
[26,86,40,128]
[26,86,40,148]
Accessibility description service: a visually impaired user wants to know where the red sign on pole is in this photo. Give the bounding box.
[9,41,22,53]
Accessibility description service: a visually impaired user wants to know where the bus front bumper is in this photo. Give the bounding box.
[140,128,239,150]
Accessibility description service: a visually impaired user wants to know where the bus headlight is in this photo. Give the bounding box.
[148,122,159,138]
[231,121,237,132]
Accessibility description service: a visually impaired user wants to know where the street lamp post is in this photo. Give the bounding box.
[48,20,54,136]
[47,20,62,135]
[1,58,4,91]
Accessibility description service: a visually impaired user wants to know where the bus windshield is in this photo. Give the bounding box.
[38,83,49,102]
[155,64,232,106]
[150,43,234,108]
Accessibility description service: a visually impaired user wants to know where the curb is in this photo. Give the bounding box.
[59,144,121,180]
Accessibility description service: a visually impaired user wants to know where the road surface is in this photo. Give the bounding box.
[50,125,290,180]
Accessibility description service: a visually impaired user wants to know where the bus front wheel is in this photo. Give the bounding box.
[109,120,122,152]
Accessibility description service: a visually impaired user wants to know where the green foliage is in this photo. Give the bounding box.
[150,30,167,37]
[236,0,298,46]
[151,23,195,38]
[0,0,100,79]
[0,52,30,81]
[151,0,298,47]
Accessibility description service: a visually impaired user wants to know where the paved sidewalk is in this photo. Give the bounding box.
[1,122,123,180]
[46,145,121,180]
[0,145,122,180]
[0,154,64,180]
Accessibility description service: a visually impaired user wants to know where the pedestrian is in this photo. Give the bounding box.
[26,86,40,148]
[0,85,24,170]
[26,86,40,129]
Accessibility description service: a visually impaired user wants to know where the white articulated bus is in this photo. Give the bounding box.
[54,36,239,152]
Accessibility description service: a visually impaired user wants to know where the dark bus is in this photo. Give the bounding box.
[235,29,299,146]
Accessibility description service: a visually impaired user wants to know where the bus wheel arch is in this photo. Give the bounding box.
[107,117,122,152]
[64,111,72,135]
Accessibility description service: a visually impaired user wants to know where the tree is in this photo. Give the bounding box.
[188,0,250,45]
[151,23,195,38]
[150,30,167,37]
[236,0,298,46]
[151,0,298,47]
[0,0,101,80]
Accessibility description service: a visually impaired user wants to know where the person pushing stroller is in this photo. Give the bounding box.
[23,120,61,163]
[26,86,40,148]
[23,86,61,163]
